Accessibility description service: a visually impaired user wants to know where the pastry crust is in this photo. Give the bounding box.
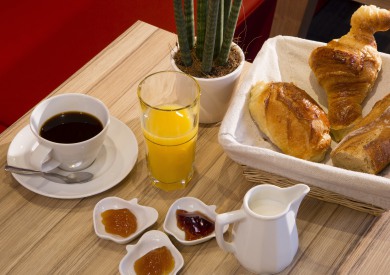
[331,93,390,174]
[309,5,390,141]
[249,81,331,162]
[351,93,390,131]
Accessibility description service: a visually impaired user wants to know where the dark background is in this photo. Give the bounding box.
[307,0,390,54]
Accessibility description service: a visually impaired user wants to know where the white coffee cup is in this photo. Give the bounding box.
[29,94,110,172]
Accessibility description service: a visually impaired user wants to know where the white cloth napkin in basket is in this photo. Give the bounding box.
[219,36,390,210]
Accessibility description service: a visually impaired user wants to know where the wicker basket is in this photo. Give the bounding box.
[241,165,386,216]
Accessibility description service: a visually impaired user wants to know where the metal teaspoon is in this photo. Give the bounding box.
[4,165,94,184]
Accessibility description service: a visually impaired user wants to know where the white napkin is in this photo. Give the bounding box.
[219,36,390,210]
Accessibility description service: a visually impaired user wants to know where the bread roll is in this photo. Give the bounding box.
[248,81,331,162]
[331,94,390,174]
[351,93,390,131]
[309,5,390,141]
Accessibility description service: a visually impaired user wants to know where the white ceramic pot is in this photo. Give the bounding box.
[171,43,244,124]
[215,184,310,274]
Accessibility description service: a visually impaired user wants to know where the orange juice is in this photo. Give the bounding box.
[142,104,198,191]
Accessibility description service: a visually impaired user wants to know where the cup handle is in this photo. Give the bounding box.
[30,142,60,172]
[215,210,246,253]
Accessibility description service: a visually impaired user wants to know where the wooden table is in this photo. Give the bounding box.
[1,21,390,274]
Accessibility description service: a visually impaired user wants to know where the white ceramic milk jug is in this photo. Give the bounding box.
[215,184,310,274]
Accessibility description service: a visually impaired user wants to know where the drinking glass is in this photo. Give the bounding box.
[138,71,201,191]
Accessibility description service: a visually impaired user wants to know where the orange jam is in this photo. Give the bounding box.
[176,209,215,241]
[101,208,137,237]
[134,246,175,275]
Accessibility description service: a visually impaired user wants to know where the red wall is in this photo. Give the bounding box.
[0,0,274,132]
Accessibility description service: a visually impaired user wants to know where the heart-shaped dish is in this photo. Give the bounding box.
[93,196,158,244]
[163,196,228,245]
[119,230,184,275]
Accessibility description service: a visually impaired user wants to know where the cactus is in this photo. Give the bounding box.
[184,0,195,49]
[173,0,243,74]
[201,0,220,73]
[195,0,207,59]
[217,0,242,65]
[173,0,193,66]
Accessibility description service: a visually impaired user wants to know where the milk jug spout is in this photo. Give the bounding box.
[285,184,310,216]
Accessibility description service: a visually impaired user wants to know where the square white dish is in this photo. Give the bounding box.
[219,36,390,210]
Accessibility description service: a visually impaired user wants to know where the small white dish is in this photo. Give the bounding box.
[6,116,138,199]
[163,197,227,245]
[119,230,184,275]
[93,197,158,244]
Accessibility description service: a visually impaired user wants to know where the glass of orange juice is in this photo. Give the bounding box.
[137,71,201,191]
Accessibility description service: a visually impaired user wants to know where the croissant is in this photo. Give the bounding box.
[309,5,390,141]
[248,81,331,162]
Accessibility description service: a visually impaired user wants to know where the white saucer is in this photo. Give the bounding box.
[7,116,138,199]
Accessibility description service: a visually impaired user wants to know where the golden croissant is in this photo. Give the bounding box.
[309,5,390,141]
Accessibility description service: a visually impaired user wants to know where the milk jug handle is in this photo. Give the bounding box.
[215,210,246,253]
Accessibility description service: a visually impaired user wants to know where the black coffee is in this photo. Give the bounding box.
[40,111,104,143]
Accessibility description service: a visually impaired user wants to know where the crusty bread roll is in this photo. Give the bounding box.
[248,81,331,162]
[331,93,390,174]
[309,5,390,141]
[350,93,390,132]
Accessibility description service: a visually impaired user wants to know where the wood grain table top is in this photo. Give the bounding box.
[1,21,390,274]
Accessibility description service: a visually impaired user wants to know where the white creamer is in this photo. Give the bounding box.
[215,184,310,274]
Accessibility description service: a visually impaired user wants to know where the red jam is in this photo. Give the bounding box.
[176,209,215,241]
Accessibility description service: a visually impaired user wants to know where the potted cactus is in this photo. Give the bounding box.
[171,0,244,123]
